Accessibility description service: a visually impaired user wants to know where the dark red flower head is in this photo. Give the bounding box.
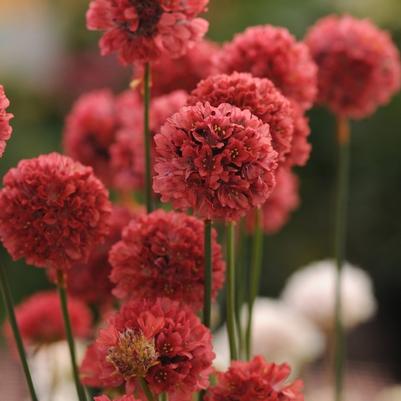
[206,356,304,401]
[217,25,317,111]
[65,206,139,305]
[86,0,209,65]
[0,153,111,272]
[188,72,294,163]
[81,297,214,401]
[5,290,92,346]
[0,85,13,158]
[246,168,299,234]
[153,102,279,221]
[109,209,225,311]
[305,15,401,119]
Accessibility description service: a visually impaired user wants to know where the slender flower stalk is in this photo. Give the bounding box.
[56,270,87,401]
[245,207,263,360]
[143,63,153,213]
[226,222,238,361]
[0,264,39,401]
[203,219,212,328]
[140,378,157,401]
[333,116,351,401]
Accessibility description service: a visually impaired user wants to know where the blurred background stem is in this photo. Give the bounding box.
[203,219,212,328]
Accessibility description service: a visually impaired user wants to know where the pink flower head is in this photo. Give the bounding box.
[5,290,92,346]
[206,356,304,401]
[81,297,214,401]
[0,153,111,272]
[109,209,225,311]
[246,168,299,234]
[305,15,401,119]
[86,0,209,65]
[63,89,119,186]
[188,72,294,163]
[95,395,139,401]
[217,25,318,111]
[134,40,220,96]
[153,102,279,221]
[0,85,13,158]
[65,206,139,305]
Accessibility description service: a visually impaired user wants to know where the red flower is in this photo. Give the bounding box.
[0,85,13,158]
[206,356,304,401]
[217,25,317,111]
[86,0,209,65]
[81,297,214,401]
[95,395,139,401]
[0,153,111,272]
[305,15,401,119]
[109,209,225,311]
[153,102,279,221]
[65,206,139,305]
[134,40,219,96]
[188,72,294,163]
[246,168,299,234]
[5,290,92,346]
[63,89,119,186]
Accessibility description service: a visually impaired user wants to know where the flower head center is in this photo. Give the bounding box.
[107,329,159,378]
[132,0,163,37]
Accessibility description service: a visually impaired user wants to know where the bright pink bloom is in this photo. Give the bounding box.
[65,206,138,305]
[246,168,299,234]
[95,395,139,401]
[188,72,294,163]
[217,25,317,111]
[305,15,401,119]
[109,209,225,311]
[134,40,219,96]
[206,356,304,401]
[0,153,111,272]
[81,297,214,401]
[153,102,278,221]
[0,85,13,157]
[86,0,209,65]
[63,89,119,186]
[5,291,92,346]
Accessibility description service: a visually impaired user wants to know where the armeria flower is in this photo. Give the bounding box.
[5,291,92,346]
[153,102,279,221]
[86,0,209,65]
[65,206,138,305]
[95,395,138,401]
[134,40,219,96]
[81,297,214,401]
[217,25,317,111]
[63,89,119,186]
[109,209,225,311]
[305,15,401,119]
[206,355,304,401]
[188,72,294,163]
[246,168,299,234]
[0,85,13,158]
[0,153,111,272]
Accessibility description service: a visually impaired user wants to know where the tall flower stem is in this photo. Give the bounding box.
[226,222,238,361]
[245,207,263,360]
[203,219,212,328]
[140,378,157,401]
[0,264,39,401]
[333,116,350,401]
[56,270,86,401]
[143,62,153,213]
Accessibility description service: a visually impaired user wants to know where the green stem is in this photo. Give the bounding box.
[334,116,350,401]
[56,271,86,401]
[245,207,263,360]
[0,264,39,401]
[226,222,238,361]
[143,62,153,213]
[203,219,212,328]
[140,378,157,401]
[160,393,168,401]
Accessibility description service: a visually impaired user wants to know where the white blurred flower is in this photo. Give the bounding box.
[281,259,377,331]
[307,387,364,401]
[375,385,401,401]
[27,340,85,401]
[213,297,324,372]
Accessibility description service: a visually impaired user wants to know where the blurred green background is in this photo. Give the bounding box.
[1,0,400,380]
